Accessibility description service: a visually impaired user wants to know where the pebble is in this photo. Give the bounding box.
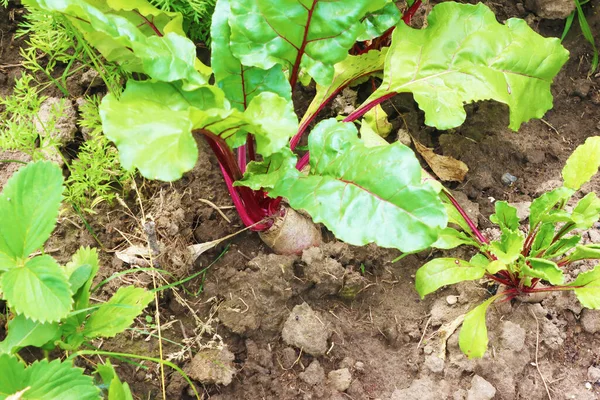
[501,172,518,186]
[446,295,458,305]
[299,360,325,386]
[581,309,600,334]
[467,375,496,400]
[588,366,600,383]
[328,368,352,392]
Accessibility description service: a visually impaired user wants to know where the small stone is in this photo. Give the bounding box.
[581,309,600,334]
[467,375,496,400]
[571,79,592,98]
[524,0,575,19]
[424,354,445,373]
[397,129,412,146]
[526,150,546,164]
[299,360,325,386]
[446,295,458,305]
[585,382,593,390]
[501,172,518,186]
[328,368,352,392]
[590,90,600,105]
[185,348,235,386]
[354,361,365,373]
[500,321,526,352]
[282,303,331,356]
[510,202,531,221]
[339,357,355,370]
[78,69,103,88]
[588,366,600,382]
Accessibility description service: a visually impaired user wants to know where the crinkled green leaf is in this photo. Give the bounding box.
[0,161,63,260]
[569,265,600,309]
[2,255,72,323]
[239,118,447,252]
[490,201,520,232]
[301,50,386,131]
[211,0,291,110]
[529,187,574,229]
[567,244,600,263]
[238,148,298,191]
[530,223,555,256]
[431,227,478,250]
[83,286,153,339]
[0,314,59,355]
[24,0,210,89]
[489,230,525,264]
[459,296,496,359]
[522,258,564,285]
[0,357,100,400]
[415,258,486,298]
[562,136,600,190]
[361,2,569,131]
[357,2,401,41]
[96,359,133,400]
[544,235,581,259]
[571,193,600,229]
[228,0,385,85]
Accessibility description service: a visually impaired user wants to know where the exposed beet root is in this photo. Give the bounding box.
[259,207,321,255]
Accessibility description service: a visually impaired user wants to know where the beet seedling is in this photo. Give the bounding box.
[25,0,568,255]
[415,137,600,358]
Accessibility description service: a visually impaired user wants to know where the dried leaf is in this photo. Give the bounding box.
[413,139,468,182]
[188,226,251,260]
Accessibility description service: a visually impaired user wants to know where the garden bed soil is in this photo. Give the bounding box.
[2,1,600,399]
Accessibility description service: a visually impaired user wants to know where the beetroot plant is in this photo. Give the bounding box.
[24,0,568,254]
[416,137,600,358]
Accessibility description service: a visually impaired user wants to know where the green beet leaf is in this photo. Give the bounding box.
[459,297,496,358]
[0,161,63,260]
[571,193,600,229]
[0,314,60,355]
[489,230,525,264]
[357,2,401,41]
[0,357,100,400]
[522,258,564,285]
[1,255,72,323]
[83,286,153,339]
[415,258,486,298]
[239,118,447,252]
[490,201,519,232]
[431,227,479,250]
[529,187,574,229]
[562,136,600,190]
[228,0,386,85]
[211,0,291,110]
[544,235,581,259]
[567,244,600,263]
[530,223,555,256]
[24,0,210,89]
[361,2,569,130]
[569,265,600,309]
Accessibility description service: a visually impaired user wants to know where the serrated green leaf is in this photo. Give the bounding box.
[431,227,478,250]
[571,193,600,229]
[228,0,385,85]
[0,162,63,260]
[1,358,101,400]
[489,230,525,264]
[544,235,581,259]
[415,258,486,298]
[357,2,401,41]
[569,265,600,309]
[96,359,133,400]
[529,187,574,229]
[301,50,386,133]
[486,260,506,274]
[211,0,291,110]
[562,136,600,190]
[530,223,555,256]
[2,255,72,323]
[0,314,60,355]
[239,118,447,252]
[522,258,564,285]
[362,2,569,131]
[567,244,600,263]
[66,248,100,320]
[83,286,153,339]
[24,0,210,89]
[490,201,520,232]
[459,296,496,358]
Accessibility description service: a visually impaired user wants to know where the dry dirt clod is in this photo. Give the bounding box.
[185,347,236,386]
[500,320,526,352]
[588,366,600,383]
[524,0,575,19]
[467,375,496,400]
[281,302,331,356]
[424,354,445,373]
[581,309,600,334]
[327,368,352,392]
[299,360,325,386]
[34,97,77,166]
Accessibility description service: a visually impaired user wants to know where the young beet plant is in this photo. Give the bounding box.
[0,161,153,399]
[416,137,600,358]
[26,0,568,255]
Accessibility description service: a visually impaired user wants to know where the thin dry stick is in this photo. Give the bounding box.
[530,309,552,400]
[198,198,232,223]
[133,182,167,400]
[416,316,432,350]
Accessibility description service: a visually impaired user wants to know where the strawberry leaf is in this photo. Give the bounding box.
[0,314,60,355]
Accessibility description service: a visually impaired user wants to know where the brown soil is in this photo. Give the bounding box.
[2,1,600,399]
